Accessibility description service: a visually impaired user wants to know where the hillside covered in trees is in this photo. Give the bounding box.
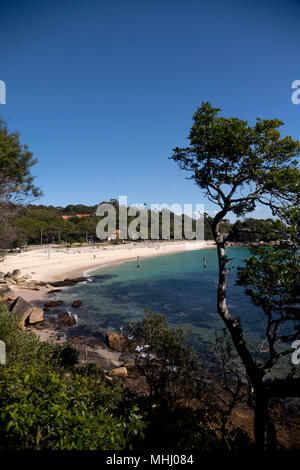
[3,201,286,248]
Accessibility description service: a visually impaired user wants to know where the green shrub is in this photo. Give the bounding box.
[0,364,144,450]
[0,304,250,451]
[130,309,199,402]
[53,344,79,368]
[0,304,145,450]
[0,304,57,367]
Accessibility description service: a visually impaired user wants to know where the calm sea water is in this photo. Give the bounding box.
[56,246,266,363]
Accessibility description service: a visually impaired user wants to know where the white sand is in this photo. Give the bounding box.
[1,240,215,283]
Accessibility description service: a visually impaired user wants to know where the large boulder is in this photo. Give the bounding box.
[12,269,21,279]
[28,307,44,324]
[0,285,10,296]
[72,300,82,308]
[0,285,16,301]
[9,296,32,327]
[109,366,128,377]
[106,331,135,353]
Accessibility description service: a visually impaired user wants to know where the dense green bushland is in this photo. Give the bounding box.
[12,202,204,245]
[0,365,144,450]
[129,309,200,402]
[2,201,284,248]
[0,304,145,450]
[0,304,247,451]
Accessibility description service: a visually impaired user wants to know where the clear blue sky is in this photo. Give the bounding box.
[1,0,300,220]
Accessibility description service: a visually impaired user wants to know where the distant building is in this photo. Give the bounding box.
[108,229,121,241]
[60,214,91,220]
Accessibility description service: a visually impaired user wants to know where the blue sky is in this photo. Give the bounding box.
[1,0,300,220]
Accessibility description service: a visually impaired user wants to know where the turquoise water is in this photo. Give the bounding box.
[57,246,265,362]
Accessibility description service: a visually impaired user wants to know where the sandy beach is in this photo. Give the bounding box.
[1,240,215,287]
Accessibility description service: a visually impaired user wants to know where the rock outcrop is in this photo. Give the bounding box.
[12,269,21,279]
[109,366,128,377]
[106,331,136,353]
[44,300,63,309]
[0,285,16,301]
[28,307,44,324]
[49,277,87,287]
[9,296,33,327]
[8,296,45,327]
[57,311,76,327]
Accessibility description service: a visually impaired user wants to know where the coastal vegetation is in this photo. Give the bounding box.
[0,121,287,250]
[1,110,300,452]
[0,202,285,249]
[171,102,300,450]
[128,309,199,402]
[0,304,247,451]
[0,117,41,251]
[0,304,146,450]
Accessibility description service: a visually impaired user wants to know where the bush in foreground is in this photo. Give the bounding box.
[0,364,144,450]
[0,304,144,450]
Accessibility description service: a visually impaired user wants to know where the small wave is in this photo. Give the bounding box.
[67,309,78,323]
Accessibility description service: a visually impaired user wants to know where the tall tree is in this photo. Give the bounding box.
[171,102,300,449]
[0,117,41,249]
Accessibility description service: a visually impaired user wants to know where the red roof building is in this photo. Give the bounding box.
[61,214,91,220]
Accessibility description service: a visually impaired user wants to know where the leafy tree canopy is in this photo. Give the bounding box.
[171,102,300,217]
[0,118,42,202]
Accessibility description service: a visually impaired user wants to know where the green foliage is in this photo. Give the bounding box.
[131,315,249,451]
[236,208,300,371]
[0,118,42,248]
[12,203,204,245]
[0,305,252,451]
[0,305,145,450]
[237,245,300,343]
[0,364,144,450]
[137,402,220,451]
[171,102,300,216]
[0,118,42,202]
[13,205,100,245]
[0,304,57,367]
[53,344,79,368]
[171,103,300,450]
[13,202,289,246]
[230,218,285,243]
[130,309,199,402]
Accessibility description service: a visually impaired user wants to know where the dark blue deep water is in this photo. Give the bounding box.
[56,247,266,363]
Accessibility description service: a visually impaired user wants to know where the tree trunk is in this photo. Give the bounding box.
[214,238,263,387]
[254,386,277,451]
[212,217,270,449]
[254,385,268,451]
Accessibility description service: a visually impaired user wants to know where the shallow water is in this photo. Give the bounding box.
[56,246,268,363]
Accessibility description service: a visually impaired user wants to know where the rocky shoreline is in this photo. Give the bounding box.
[2,268,300,449]
[0,268,145,386]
